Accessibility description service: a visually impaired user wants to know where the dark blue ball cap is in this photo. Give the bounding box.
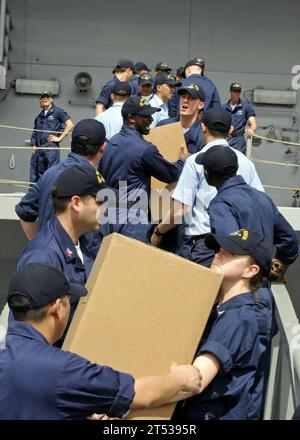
[53,165,107,198]
[155,62,172,72]
[154,73,181,88]
[205,229,272,276]
[112,81,132,96]
[8,263,88,310]
[195,144,238,176]
[138,72,153,86]
[121,96,161,117]
[202,107,232,133]
[230,82,242,92]
[177,83,205,101]
[72,119,106,146]
[134,62,151,73]
[112,58,134,73]
[184,57,205,70]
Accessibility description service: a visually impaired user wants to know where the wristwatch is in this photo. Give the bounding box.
[154,226,164,236]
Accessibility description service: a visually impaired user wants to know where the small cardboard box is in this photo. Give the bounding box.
[63,234,222,419]
[144,122,187,221]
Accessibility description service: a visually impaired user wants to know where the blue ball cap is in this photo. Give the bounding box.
[8,263,88,310]
[72,119,106,146]
[205,229,272,276]
[177,83,205,101]
[53,165,107,198]
[195,144,238,176]
[202,107,232,133]
[121,96,161,117]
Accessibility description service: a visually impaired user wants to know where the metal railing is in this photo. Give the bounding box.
[264,283,300,420]
[0,0,7,64]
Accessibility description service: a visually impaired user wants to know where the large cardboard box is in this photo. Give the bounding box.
[63,234,222,419]
[144,122,188,221]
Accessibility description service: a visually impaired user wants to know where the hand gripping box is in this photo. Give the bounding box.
[144,122,188,222]
[144,121,188,191]
[63,233,222,419]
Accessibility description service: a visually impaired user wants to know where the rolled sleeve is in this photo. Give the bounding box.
[57,354,135,419]
[196,311,254,374]
[109,372,135,416]
[55,107,71,123]
[198,341,233,373]
[15,185,40,222]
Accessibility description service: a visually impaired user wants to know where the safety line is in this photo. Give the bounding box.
[0,123,64,134]
[251,157,300,168]
[253,133,300,147]
[0,145,71,150]
[263,184,300,191]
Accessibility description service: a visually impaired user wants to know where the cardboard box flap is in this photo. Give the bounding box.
[144,122,187,190]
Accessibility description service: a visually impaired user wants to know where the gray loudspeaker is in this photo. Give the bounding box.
[74,72,92,91]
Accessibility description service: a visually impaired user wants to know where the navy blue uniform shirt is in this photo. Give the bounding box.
[130,76,138,96]
[18,216,94,286]
[168,74,221,118]
[157,116,205,154]
[15,217,95,339]
[95,77,119,109]
[31,105,71,147]
[208,175,299,265]
[174,292,272,420]
[0,320,134,419]
[223,99,255,153]
[16,152,94,231]
[223,98,255,137]
[99,124,184,209]
[16,152,149,251]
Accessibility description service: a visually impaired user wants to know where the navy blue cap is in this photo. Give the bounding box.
[202,107,232,133]
[155,62,172,72]
[8,263,88,310]
[134,62,151,73]
[154,73,181,88]
[53,165,107,198]
[176,66,185,78]
[138,72,153,86]
[40,90,53,98]
[178,83,205,101]
[112,58,134,73]
[112,81,132,96]
[230,82,242,92]
[205,229,272,276]
[195,145,238,176]
[72,119,106,146]
[184,57,205,70]
[122,96,160,117]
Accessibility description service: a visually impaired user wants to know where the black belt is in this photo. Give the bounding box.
[191,233,208,243]
[230,132,244,138]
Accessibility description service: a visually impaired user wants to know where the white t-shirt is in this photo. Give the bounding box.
[172,139,264,236]
[75,242,84,264]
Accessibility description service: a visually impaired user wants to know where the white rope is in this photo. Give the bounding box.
[0,123,64,134]
[0,145,71,150]
[1,178,300,194]
[253,133,300,147]
[0,178,32,188]
[251,157,300,168]
[263,184,300,191]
